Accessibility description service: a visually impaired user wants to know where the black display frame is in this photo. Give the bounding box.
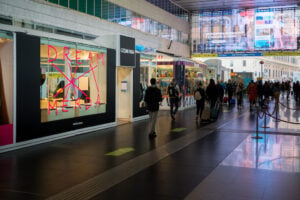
[120,35,135,66]
[16,33,116,142]
[133,53,147,118]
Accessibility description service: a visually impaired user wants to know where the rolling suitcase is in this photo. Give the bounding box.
[223,96,228,103]
[230,99,236,105]
[201,102,210,120]
[210,102,220,119]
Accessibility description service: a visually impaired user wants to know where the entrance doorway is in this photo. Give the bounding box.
[116,67,133,125]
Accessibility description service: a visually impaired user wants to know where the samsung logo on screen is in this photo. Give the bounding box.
[73,122,83,126]
[120,48,135,55]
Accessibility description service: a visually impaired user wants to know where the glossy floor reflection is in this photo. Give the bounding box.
[221,134,300,173]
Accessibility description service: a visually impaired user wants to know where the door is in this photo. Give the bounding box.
[116,67,132,125]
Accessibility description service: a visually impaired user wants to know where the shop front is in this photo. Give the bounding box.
[184,61,206,108]
[0,31,156,151]
[0,32,114,145]
[132,53,156,119]
[154,54,207,110]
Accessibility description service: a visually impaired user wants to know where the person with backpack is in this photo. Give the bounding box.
[144,78,162,139]
[194,81,205,120]
[168,78,180,120]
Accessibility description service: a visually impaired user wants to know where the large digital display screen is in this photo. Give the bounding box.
[195,6,298,52]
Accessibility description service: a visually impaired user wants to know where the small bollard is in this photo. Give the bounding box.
[261,105,270,129]
[252,105,263,140]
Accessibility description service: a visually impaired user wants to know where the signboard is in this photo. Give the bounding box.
[192,51,300,57]
[218,52,262,57]
[195,6,297,53]
[191,53,218,58]
[120,35,135,66]
[263,51,300,56]
[121,81,128,92]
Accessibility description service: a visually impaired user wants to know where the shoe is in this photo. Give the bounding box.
[149,132,157,139]
[171,114,175,120]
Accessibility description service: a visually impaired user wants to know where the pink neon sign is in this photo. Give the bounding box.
[47,45,104,115]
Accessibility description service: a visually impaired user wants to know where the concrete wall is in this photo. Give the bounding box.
[0,0,190,58]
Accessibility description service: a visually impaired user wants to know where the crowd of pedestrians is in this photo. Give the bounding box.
[144,77,300,139]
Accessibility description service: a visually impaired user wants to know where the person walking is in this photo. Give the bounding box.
[206,79,218,109]
[257,80,263,107]
[168,78,180,120]
[236,82,244,109]
[247,80,257,111]
[226,79,234,106]
[194,81,205,120]
[273,82,280,108]
[216,81,225,106]
[144,78,162,139]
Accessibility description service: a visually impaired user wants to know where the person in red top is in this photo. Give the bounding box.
[247,80,257,111]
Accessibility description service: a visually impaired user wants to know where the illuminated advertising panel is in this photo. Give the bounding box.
[194,6,298,53]
[281,8,297,49]
[255,8,274,49]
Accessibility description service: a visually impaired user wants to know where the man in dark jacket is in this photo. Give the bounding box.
[144,78,163,139]
[216,81,224,105]
[206,79,218,109]
[168,78,180,120]
[226,79,234,106]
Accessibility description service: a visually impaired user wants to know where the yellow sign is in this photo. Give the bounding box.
[263,52,300,56]
[171,128,186,132]
[192,53,218,58]
[105,147,134,156]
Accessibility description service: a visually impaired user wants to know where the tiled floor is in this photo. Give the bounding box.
[221,134,300,173]
[0,98,300,200]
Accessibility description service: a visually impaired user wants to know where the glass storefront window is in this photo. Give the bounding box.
[59,0,68,7]
[78,0,86,13]
[108,2,115,22]
[87,0,94,15]
[139,54,156,108]
[40,39,107,123]
[115,5,121,23]
[156,65,174,96]
[102,0,108,20]
[0,31,14,146]
[70,0,78,10]
[185,66,204,95]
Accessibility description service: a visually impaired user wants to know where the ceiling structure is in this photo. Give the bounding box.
[170,0,300,11]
